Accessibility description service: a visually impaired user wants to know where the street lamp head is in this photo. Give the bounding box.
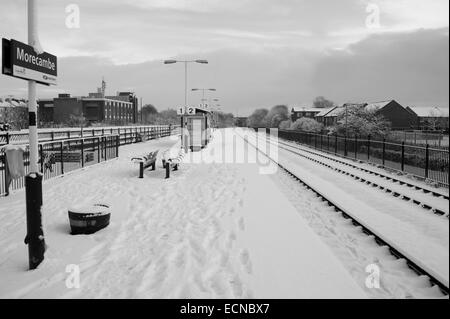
[164,60,177,64]
[209,88,216,91]
[191,88,199,91]
[195,59,208,64]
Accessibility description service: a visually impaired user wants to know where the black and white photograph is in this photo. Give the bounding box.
[0,0,449,304]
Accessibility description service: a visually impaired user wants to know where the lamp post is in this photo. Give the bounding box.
[164,59,208,152]
[191,88,216,107]
[163,59,208,107]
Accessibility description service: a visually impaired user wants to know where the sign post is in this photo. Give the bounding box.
[1,0,57,270]
[25,0,46,270]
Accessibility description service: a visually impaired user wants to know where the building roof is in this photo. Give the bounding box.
[291,106,323,113]
[0,97,28,108]
[82,97,133,104]
[365,100,395,112]
[325,106,345,117]
[315,107,337,117]
[407,106,449,118]
[195,107,211,114]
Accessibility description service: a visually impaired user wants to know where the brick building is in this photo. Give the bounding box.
[365,100,417,130]
[290,107,323,122]
[406,106,449,131]
[38,91,138,125]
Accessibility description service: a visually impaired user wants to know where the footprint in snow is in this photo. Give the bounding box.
[239,249,253,274]
[238,217,245,231]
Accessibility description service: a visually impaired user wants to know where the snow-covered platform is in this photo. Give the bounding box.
[0,130,366,298]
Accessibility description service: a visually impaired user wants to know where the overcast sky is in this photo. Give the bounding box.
[0,0,448,115]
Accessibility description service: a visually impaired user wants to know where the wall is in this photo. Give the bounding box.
[377,101,418,130]
[53,97,83,123]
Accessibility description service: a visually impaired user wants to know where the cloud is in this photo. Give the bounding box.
[311,28,449,108]
[0,1,448,115]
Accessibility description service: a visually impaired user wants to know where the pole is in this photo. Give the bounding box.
[25,0,45,270]
[184,61,188,107]
[345,104,348,137]
[140,97,143,123]
[182,61,188,153]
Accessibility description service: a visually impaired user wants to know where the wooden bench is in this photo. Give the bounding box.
[131,150,159,178]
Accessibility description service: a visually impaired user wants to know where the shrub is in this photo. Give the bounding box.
[290,118,323,133]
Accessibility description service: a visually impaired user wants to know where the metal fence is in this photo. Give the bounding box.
[0,125,178,146]
[387,130,449,149]
[277,129,449,187]
[0,125,178,196]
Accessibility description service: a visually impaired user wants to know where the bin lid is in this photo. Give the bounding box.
[68,203,111,216]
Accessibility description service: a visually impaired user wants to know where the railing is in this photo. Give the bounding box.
[386,130,449,149]
[276,129,449,188]
[0,124,179,196]
[0,125,179,146]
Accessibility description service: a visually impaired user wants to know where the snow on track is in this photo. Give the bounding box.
[278,139,449,198]
[243,130,449,289]
[277,140,449,215]
[273,169,446,298]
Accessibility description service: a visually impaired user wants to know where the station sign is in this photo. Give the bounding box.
[199,103,208,109]
[187,106,196,115]
[177,106,186,115]
[2,38,57,86]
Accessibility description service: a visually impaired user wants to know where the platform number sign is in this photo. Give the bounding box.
[177,106,186,115]
[187,107,196,115]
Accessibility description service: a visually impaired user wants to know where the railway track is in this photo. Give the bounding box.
[237,130,449,296]
[266,135,449,217]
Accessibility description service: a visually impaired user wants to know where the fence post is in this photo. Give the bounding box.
[5,132,10,144]
[3,151,10,195]
[401,142,405,171]
[97,137,101,163]
[116,135,119,157]
[382,138,386,166]
[59,142,64,175]
[367,135,371,160]
[425,144,429,179]
[51,131,54,141]
[68,130,71,139]
[344,135,348,157]
[335,135,338,155]
[354,135,358,159]
[81,139,85,167]
[39,144,44,173]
